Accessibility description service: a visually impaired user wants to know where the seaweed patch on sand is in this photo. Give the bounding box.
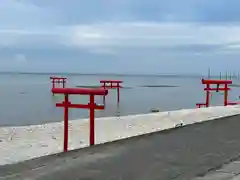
[76,85,133,89]
[76,85,100,88]
[230,84,240,87]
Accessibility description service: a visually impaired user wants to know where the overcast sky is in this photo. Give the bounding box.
[1,0,240,75]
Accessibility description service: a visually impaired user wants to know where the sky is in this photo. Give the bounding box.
[1,0,240,75]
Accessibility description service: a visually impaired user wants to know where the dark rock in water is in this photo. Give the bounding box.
[141,85,179,88]
[19,92,27,95]
[150,108,160,113]
[76,85,100,88]
[76,85,133,89]
[230,84,240,87]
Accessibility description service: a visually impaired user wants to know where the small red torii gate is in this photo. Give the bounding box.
[50,76,67,95]
[52,87,108,152]
[100,80,122,103]
[196,79,233,108]
[50,76,67,88]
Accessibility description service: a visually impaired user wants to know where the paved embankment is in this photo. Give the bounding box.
[1,115,240,180]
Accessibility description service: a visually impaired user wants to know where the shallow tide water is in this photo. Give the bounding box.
[0,73,239,126]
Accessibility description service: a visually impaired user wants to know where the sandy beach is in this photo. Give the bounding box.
[1,105,240,165]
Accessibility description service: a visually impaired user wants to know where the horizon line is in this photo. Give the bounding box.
[0,71,215,77]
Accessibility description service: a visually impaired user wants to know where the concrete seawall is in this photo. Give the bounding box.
[1,105,240,165]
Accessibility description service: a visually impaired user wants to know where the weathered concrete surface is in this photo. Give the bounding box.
[191,160,240,179]
[1,115,240,180]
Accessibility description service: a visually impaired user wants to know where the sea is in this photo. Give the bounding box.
[0,73,239,126]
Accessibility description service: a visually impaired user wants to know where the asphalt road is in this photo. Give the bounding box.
[1,115,240,180]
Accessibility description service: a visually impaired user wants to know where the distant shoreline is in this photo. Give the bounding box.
[0,71,209,78]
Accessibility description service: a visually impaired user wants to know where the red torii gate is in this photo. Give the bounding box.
[100,80,122,103]
[50,76,67,89]
[196,79,232,108]
[52,87,108,152]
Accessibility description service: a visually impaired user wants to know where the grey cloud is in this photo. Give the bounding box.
[17,0,240,25]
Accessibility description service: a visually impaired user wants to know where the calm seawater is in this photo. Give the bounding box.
[0,73,239,126]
